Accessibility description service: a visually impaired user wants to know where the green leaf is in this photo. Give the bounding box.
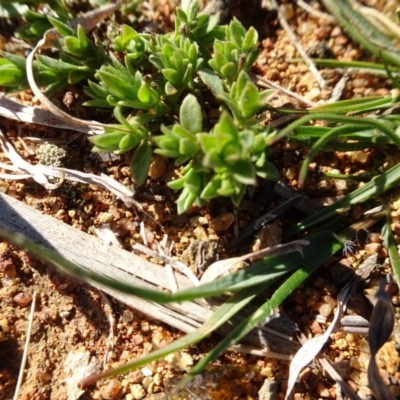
[243,49,259,70]
[64,36,83,57]
[68,69,90,84]
[230,160,256,184]
[180,94,203,134]
[197,69,224,96]
[131,138,152,185]
[217,176,236,196]
[89,132,126,151]
[242,27,258,52]
[178,139,198,161]
[201,175,222,199]
[187,0,199,22]
[256,160,280,181]
[121,24,138,43]
[239,81,260,119]
[48,16,74,37]
[86,79,109,98]
[176,186,197,214]
[383,218,400,290]
[0,61,25,86]
[175,8,188,23]
[164,81,178,96]
[97,70,136,100]
[0,2,29,18]
[230,182,246,206]
[36,55,78,71]
[167,174,187,190]
[77,25,92,53]
[221,62,237,80]
[118,134,142,151]
[162,68,181,87]
[148,55,164,70]
[137,82,155,104]
[228,18,246,47]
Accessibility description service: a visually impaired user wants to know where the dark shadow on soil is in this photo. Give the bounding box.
[0,337,23,398]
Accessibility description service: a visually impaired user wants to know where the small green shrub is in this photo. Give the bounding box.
[0,0,279,213]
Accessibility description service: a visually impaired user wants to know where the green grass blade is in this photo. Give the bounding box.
[285,163,400,238]
[180,231,343,385]
[298,123,372,187]
[321,0,400,67]
[270,113,400,147]
[81,284,264,385]
[311,96,396,114]
[0,226,308,302]
[291,58,391,73]
[382,217,400,289]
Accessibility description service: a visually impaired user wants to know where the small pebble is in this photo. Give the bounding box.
[209,213,234,232]
[148,155,168,180]
[363,242,381,254]
[38,307,58,323]
[319,303,332,318]
[13,292,32,307]
[101,379,121,399]
[189,216,209,226]
[122,309,134,323]
[130,383,146,400]
[147,204,165,222]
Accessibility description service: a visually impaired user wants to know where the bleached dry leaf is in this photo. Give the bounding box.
[200,239,309,283]
[284,283,353,400]
[0,95,93,135]
[317,358,361,400]
[24,1,125,136]
[367,278,396,400]
[0,130,144,209]
[132,242,200,287]
[285,253,379,399]
[92,224,123,248]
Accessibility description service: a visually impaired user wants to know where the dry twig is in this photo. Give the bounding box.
[13,291,36,400]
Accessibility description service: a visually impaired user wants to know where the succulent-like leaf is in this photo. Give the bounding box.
[131,138,152,185]
[118,134,142,151]
[180,94,203,134]
[0,60,26,86]
[89,131,126,151]
[239,81,260,119]
[198,69,224,96]
[162,68,181,87]
[48,15,74,37]
[228,18,246,48]
[242,27,258,52]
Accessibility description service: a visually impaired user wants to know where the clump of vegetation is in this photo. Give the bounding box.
[36,142,67,167]
[1,0,400,395]
[0,0,279,213]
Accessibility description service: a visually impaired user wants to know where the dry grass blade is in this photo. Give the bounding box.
[98,291,115,366]
[285,253,379,399]
[0,130,147,211]
[0,95,92,135]
[318,358,361,400]
[13,291,36,400]
[24,1,125,135]
[200,239,309,283]
[269,0,326,89]
[284,282,353,400]
[132,242,200,286]
[367,278,396,400]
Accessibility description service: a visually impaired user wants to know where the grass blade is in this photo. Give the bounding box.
[382,217,400,288]
[179,231,343,385]
[285,162,400,238]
